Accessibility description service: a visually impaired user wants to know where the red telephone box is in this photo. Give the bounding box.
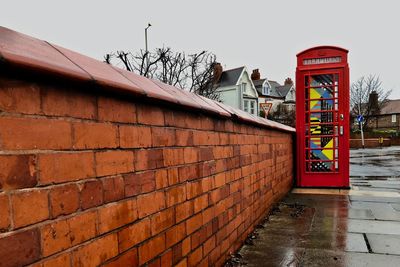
[296,46,350,188]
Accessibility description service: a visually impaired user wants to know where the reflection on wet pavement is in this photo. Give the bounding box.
[238,147,400,266]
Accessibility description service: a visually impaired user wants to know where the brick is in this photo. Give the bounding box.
[98,199,138,234]
[194,194,208,213]
[42,86,96,119]
[0,78,41,114]
[152,127,175,147]
[137,191,165,218]
[175,259,187,267]
[175,129,194,146]
[178,164,199,182]
[182,237,191,256]
[138,234,166,265]
[123,173,141,197]
[167,168,179,186]
[41,219,70,256]
[72,234,118,267]
[118,218,151,252]
[12,188,49,228]
[155,169,168,189]
[103,248,138,267]
[199,147,213,161]
[102,176,125,203]
[72,122,118,149]
[203,236,216,256]
[188,246,203,267]
[68,211,97,246]
[0,228,40,266]
[186,180,203,200]
[39,152,95,184]
[163,148,184,167]
[166,222,186,248]
[134,149,163,171]
[0,154,37,191]
[0,193,10,231]
[124,171,156,195]
[50,184,80,218]
[119,125,152,148]
[80,180,103,209]
[95,150,134,176]
[98,96,136,123]
[186,213,203,234]
[166,184,186,207]
[175,201,194,223]
[191,227,207,249]
[0,117,72,150]
[183,147,198,164]
[148,258,161,267]
[41,211,97,256]
[161,249,173,267]
[150,207,175,235]
[137,104,165,126]
[42,253,71,267]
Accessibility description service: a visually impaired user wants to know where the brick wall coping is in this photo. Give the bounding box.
[0,26,295,133]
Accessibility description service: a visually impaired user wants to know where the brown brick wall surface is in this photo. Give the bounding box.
[0,75,294,267]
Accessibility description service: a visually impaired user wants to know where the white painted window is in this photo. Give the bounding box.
[242,83,247,94]
[392,114,397,123]
[262,85,269,95]
[250,101,255,114]
[244,100,249,112]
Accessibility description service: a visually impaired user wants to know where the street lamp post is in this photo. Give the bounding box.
[145,23,152,54]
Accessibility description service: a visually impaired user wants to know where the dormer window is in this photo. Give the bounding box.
[262,84,269,95]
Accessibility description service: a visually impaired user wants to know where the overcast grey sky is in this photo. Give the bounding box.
[2,0,400,98]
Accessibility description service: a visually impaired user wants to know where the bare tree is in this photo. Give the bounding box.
[104,48,219,100]
[350,75,392,129]
[267,103,296,127]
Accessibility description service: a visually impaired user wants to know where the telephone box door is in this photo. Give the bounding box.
[296,46,349,188]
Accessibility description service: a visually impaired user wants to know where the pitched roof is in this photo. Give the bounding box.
[217,67,245,87]
[381,99,400,114]
[276,84,293,97]
[267,80,283,98]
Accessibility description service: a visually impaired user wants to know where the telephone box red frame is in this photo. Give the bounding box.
[296,46,350,188]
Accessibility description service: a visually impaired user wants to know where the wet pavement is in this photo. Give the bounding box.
[236,147,400,267]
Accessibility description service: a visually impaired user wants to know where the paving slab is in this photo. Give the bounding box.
[300,249,400,267]
[347,219,400,235]
[367,233,400,255]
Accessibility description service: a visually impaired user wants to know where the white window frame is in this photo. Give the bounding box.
[392,114,397,123]
[243,100,249,112]
[242,83,247,94]
[250,101,255,114]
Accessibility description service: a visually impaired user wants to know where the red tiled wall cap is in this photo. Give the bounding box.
[0,26,295,133]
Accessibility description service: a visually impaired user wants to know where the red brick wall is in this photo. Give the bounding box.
[0,75,294,267]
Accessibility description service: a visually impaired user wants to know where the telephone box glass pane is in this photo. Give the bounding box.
[305,74,339,172]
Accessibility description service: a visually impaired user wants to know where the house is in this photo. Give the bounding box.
[215,65,259,115]
[355,99,400,131]
[250,69,295,116]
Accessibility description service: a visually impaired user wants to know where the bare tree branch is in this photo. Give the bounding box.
[105,47,219,99]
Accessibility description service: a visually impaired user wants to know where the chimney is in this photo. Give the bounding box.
[213,62,223,84]
[251,69,260,80]
[284,77,293,85]
[369,91,380,115]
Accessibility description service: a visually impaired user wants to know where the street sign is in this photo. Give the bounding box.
[357,115,364,123]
